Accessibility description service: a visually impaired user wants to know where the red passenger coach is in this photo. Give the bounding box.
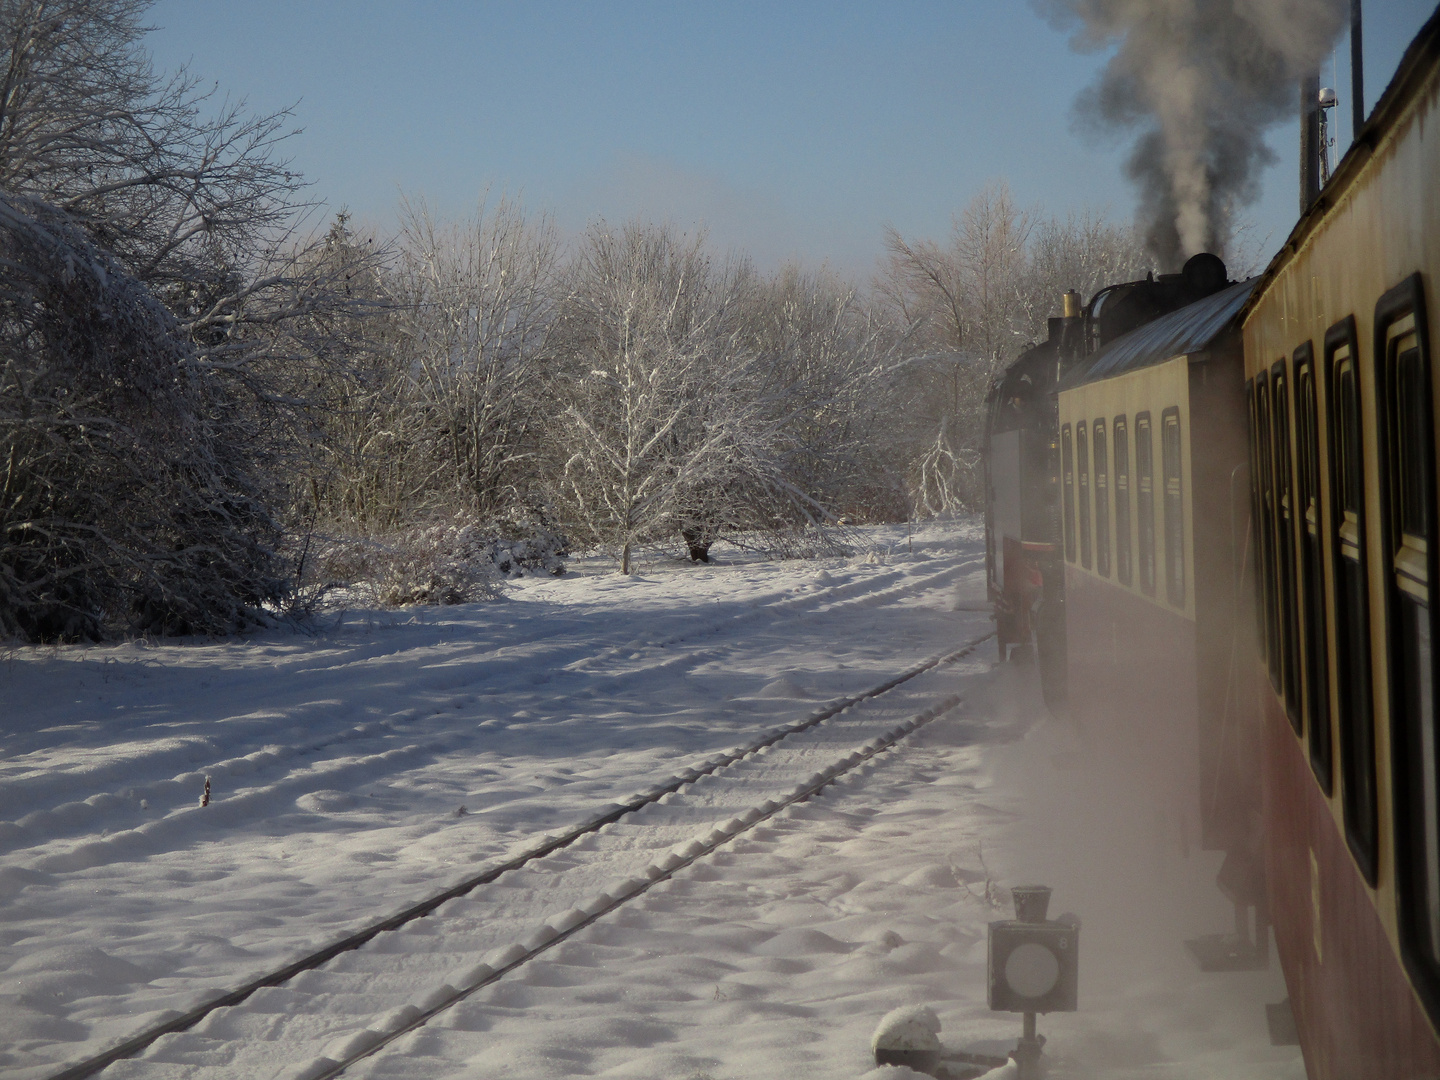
[1240,12,1440,1076]
[983,12,1440,1071]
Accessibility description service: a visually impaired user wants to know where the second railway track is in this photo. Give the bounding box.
[46,630,994,1080]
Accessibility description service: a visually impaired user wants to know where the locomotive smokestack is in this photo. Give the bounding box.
[1052,289,1086,366]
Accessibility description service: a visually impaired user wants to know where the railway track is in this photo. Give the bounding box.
[44,629,993,1080]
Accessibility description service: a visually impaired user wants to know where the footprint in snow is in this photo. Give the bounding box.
[295,790,358,813]
[755,675,812,699]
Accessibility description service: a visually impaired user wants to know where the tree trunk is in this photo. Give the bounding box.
[621,539,632,575]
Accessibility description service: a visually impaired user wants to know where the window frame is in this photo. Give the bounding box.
[1272,360,1303,733]
[1325,314,1379,885]
[1136,412,1155,596]
[1161,407,1185,607]
[1247,380,1268,662]
[1114,415,1131,586]
[1062,423,1076,563]
[1375,274,1440,1010]
[1295,343,1334,794]
[1078,420,1092,570]
[1256,372,1281,689]
[1094,418,1110,578]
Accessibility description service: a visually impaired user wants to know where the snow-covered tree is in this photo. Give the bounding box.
[741,264,906,525]
[0,0,380,638]
[0,197,283,638]
[392,197,562,519]
[546,223,775,573]
[879,186,1148,514]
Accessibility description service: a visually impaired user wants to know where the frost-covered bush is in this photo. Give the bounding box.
[298,514,565,609]
[0,200,286,641]
[721,524,857,561]
[303,528,500,608]
[483,527,568,578]
[0,1,382,640]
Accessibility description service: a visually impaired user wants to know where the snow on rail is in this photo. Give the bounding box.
[298,691,970,1080]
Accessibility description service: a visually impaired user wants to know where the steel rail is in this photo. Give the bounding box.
[311,690,972,1079]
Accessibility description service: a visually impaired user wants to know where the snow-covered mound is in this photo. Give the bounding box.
[871,1004,942,1053]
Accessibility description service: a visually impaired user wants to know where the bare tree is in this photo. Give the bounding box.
[740,263,907,525]
[546,223,776,573]
[880,187,1148,516]
[389,196,562,521]
[0,0,380,638]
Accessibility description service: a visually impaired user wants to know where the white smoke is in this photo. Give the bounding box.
[1039,0,1347,269]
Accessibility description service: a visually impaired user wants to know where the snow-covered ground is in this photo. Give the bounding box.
[1,522,1302,1079]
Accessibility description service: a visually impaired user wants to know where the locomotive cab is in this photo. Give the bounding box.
[985,301,1083,706]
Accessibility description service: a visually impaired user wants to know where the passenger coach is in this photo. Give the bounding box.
[1241,10,1440,1074]
[1055,277,1260,891]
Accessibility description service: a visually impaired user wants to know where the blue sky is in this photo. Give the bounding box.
[146,1,1436,281]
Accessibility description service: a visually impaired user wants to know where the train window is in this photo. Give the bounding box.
[1377,276,1440,980]
[1256,373,1281,690]
[1272,362,1302,734]
[1162,408,1184,606]
[1114,416,1131,586]
[1295,345,1334,794]
[1325,315,1378,885]
[1062,424,1076,563]
[1136,412,1155,595]
[1094,419,1110,578]
[1078,421,1092,569]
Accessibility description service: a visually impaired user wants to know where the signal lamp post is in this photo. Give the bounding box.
[987,884,1079,1080]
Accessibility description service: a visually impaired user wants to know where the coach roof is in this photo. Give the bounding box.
[1059,278,1256,392]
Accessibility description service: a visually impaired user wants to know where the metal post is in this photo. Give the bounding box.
[1351,0,1365,139]
[1300,71,1321,213]
[1013,1011,1045,1080]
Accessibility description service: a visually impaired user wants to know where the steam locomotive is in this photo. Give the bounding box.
[983,11,1440,1077]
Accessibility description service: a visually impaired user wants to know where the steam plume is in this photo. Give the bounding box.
[1039,0,1346,269]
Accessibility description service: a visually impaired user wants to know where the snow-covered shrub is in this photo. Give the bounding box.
[871,1004,942,1055]
[483,526,568,578]
[0,3,385,640]
[0,198,286,641]
[721,524,857,561]
[306,529,500,608]
[296,514,565,608]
